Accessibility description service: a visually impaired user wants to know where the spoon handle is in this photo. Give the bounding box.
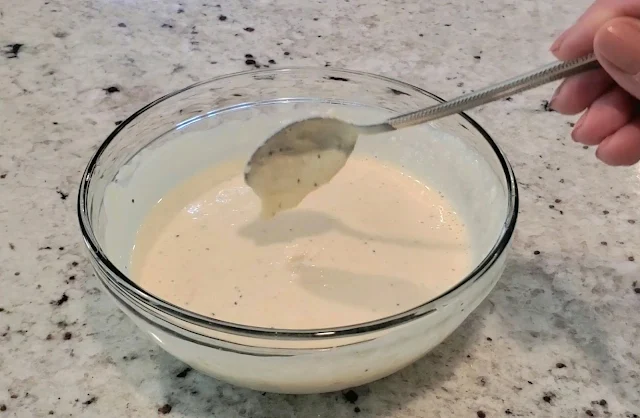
[386,53,600,130]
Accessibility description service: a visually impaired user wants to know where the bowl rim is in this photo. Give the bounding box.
[78,66,518,340]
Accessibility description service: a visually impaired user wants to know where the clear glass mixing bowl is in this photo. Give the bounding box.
[78,68,518,394]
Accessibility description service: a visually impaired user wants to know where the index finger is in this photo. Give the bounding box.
[552,0,640,60]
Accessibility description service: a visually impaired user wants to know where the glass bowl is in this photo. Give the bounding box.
[77,68,518,394]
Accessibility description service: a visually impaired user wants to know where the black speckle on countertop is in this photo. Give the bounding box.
[244,27,255,32]
[389,87,410,96]
[0,404,6,411]
[245,59,256,66]
[473,55,481,60]
[354,406,361,413]
[118,22,127,27]
[51,292,69,306]
[542,392,556,403]
[53,31,68,38]
[284,51,290,56]
[115,120,123,125]
[63,331,72,340]
[326,76,349,82]
[82,396,97,406]
[555,362,566,368]
[4,43,24,58]
[158,404,172,414]
[56,189,69,200]
[177,8,184,13]
[477,411,486,418]
[541,100,555,112]
[342,389,358,404]
[161,23,174,28]
[8,243,15,250]
[103,86,120,94]
[505,409,513,415]
[218,14,227,21]
[268,59,276,64]
[245,53,254,58]
[176,367,192,378]
[0,173,6,179]
[585,410,594,416]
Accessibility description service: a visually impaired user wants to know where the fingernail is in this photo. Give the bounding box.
[571,111,588,142]
[548,80,566,110]
[550,29,570,54]
[597,19,640,76]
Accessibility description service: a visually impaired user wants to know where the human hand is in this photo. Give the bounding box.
[550,0,640,166]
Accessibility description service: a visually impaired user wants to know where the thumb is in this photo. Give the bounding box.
[594,17,640,100]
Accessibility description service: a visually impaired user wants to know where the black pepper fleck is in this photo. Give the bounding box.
[161,23,174,28]
[533,250,540,255]
[505,410,512,415]
[556,362,566,368]
[82,396,97,405]
[473,55,481,60]
[115,120,123,125]
[244,27,255,32]
[477,412,486,418]
[118,22,127,27]
[56,190,69,200]
[486,337,493,341]
[630,256,635,262]
[268,59,276,64]
[103,86,120,94]
[245,59,256,66]
[629,219,636,224]
[63,331,72,340]
[218,14,227,21]
[542,100,554,112]
[354,407,361,413]
[284,51,290,56]
[598,399,607,407]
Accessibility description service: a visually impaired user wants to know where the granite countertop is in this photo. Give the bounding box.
[1,0,639,416]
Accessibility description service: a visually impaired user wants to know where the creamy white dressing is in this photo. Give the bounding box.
[131,157,472,329]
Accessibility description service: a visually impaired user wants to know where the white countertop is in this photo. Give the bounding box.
[1,0,639,416]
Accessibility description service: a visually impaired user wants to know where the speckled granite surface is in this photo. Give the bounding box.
[1,0,639,416]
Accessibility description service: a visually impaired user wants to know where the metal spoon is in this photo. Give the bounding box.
[245,54,599,218]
